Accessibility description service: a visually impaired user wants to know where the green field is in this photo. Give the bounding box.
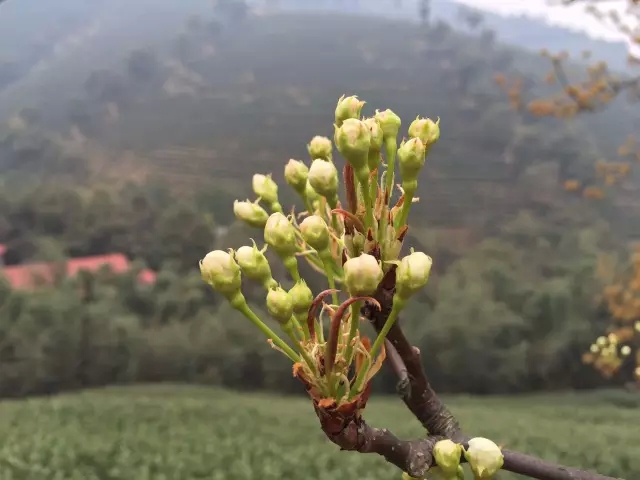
[0,386,637,479]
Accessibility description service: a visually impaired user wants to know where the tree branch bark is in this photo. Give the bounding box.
[312,266,623,480]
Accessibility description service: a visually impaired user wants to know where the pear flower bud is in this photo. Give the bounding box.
[264,212,298,256]
[235,242,275,289]
[343,253,383,296]
[335,118,371,179]
[464,437,504,479]
[433,439,462,477]
[233,200,269,228]
[621,345,632,356]
[300,215,330,252]
[252,174,279,205]
[408,116,440,146]
[266,286,294,324]
[200,250,242,296]
[284,159,308,193]
[596,336,607,347]
[363,117,383,152]
[363,117,384,172]
[307,136,333,161]
[397,137,426,186]
[589,344,599,354]
[335,94,365,127]
[374,108,402,140]
[308,159,339,198]
[289,280,314,315]
[396,251,433,301]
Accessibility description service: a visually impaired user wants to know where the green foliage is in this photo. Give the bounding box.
[0,386,635,479]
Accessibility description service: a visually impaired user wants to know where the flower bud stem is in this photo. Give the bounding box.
[229,292,299,363]
[283,255,301,282]
[270,202,284,213]
[383,137,398,205]
[294,312,311,340]
[343,300,363,367]
[355,173,374,231]
[283,322,317,375]
[319,249,340,306]
[369,295,405,361]
[394,184,416,231]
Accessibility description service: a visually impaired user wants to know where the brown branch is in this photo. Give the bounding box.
[315,265,621,480]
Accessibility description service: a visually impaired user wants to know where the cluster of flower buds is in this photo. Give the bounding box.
[201,94,440,410]
[583,329,638,381]
[401,438,503,480]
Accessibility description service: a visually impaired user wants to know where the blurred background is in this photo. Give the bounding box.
[0,0,639,478]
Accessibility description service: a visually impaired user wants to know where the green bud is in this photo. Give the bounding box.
[363,117,384,172]
[264,212,298,256]
[408,116,440,146]
[335,118,371,178]
[300,215,330,252]
[252,174,279,205]
[307,136,333,161]
[284,159,309,193]
[233,200,269,228]
[396,251,432,301]
[289,279,314,315]
[374,108,402,140]
[363,117,384,152]
[433,440,462,477]
[308,159,339,198]
[343,253,383,297]
[464,437,504,479]
[266,286,294,324]
[235,242,275,289]
[335,94,365,127]
[200,250,242,296]
[398,137,426,185]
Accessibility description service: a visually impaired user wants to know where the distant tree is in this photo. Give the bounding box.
[495,0,640,386]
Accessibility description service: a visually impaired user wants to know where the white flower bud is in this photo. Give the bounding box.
[398,137,426,187]
[200,250,242,296]
[252,174,279,205]
[233,200,269,228]
[284,159,309,193]
[266,286,294,324]
[433,439,462,476]
[464,437,504,479]
[264,212,298,256]
[300,215,330,252]
[289,280,314,315]
[307,136,333,161]
[235,243,275,288]
[374,108,401,140]
[335,118,371,176]
[621,345,632,356]
[408,116,440,146]
[308,159,339,198]
[396,251,433,301]
[343,253,383,296]
[335,94,365,127]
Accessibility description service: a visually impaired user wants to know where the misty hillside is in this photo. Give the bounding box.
[1,3,639,242]
[270,0,632,71]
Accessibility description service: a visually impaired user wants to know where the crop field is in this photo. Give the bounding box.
[0,386,636,479]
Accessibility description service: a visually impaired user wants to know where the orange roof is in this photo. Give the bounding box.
[1,253,156,290]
